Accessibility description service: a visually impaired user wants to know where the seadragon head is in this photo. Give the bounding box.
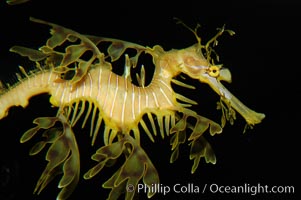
[168,21,265,127]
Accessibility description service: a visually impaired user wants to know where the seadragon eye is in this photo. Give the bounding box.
[208,65,220,77]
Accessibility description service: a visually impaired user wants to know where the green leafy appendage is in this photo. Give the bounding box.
[169,110,222,174]
[84,134,159,200]
[10,17,148,86]
[20,113,80,200]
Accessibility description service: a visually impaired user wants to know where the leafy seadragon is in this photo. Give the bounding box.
[0,17,265,199]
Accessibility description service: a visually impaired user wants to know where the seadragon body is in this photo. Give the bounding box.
[0,18,265,199]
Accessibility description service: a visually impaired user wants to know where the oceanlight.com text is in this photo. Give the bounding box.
[126,183,295,196]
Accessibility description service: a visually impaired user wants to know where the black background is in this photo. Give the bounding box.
[0,0,299,200]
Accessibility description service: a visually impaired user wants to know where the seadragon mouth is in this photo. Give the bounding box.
[200,67,265,126]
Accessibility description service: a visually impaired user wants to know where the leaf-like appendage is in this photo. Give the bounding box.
[20,126,40,143]
[84,134,159,200]
[29,141,46,155]
[170,115,187,134]
[42,127,63,143]
[217,100,237,127]
[169,130,186,163]
[21,113,80,200]
[10,17,105,85]
[69,60,92,84]
[10,18,152,88]
[189,136,216,174]
[10,46,47,61]
[45,137,70,169]
[33,116,58,128]
[188,115,222,140]
[59,153,78,188]
[83,141,124,180]
[20,117,60,143]
[168,110,221,173]
[86,36,147,68]
[61,44,88,67]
